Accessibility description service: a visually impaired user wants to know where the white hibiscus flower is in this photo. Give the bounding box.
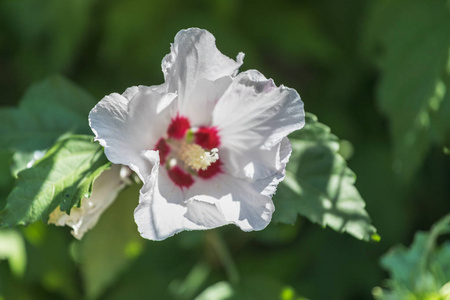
[89,28,305,241]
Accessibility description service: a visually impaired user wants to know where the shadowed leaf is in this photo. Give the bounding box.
[274,113,377,241]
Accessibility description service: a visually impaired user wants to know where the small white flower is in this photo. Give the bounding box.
[89,28,305,240]
[48,164,130,239]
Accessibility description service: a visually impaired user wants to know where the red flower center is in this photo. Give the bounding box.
[167,115,191,139]
[195,127,220,149]
[154,138,170,165]
[154,115,222,188]
[167,166,195,188]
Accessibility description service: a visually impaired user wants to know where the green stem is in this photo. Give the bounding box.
[207,230,240,285]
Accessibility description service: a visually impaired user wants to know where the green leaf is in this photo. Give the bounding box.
[274,113,377,241]
[0,151,14,211]
[0,76,100,229]
[0,76,96,179]
[0,75,95,155]
[0,135,110,227]
[73,184,145,300]
[374,0,450,180]
[374,214,450,299]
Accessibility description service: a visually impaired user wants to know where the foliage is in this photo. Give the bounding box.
[1,135,110,227]
[373,0,450,180]
[275,113,377,241]
[0,76,95,153]
[0,75,109,228]
[373,214,450,300]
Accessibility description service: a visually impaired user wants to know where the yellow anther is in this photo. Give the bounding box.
[179,143,219,171]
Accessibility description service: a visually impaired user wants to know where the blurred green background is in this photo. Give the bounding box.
[1,0,450,299]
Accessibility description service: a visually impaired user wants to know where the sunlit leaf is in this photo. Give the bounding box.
[274,113,377,241]
[0,135,110,227]
[374,0,450,180]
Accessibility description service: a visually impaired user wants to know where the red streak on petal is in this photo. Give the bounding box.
[197,160,222,179]
[195,127,220,149]
[167,115,191,139]
[168,166,194,188]
[154,138,170,165]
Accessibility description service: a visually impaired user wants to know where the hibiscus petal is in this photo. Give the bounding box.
[184,200,228,228]
[185,172,278,232]
[213,70,304,150]
[179,77,232,127]
[89,86,177,180]
[162,28,244,101]
[220,176,278,231]
[220,136,292,181]
[135,151,219,240]
[213,70,303,179]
